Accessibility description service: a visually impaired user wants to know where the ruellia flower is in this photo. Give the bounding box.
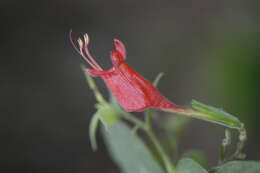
[70,30,185,112]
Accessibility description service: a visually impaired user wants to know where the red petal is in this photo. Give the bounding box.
[101,63,185,112]
[85,69,110,76]
[114,39,126,60]
[102,66,151,111]
[110,50,125,66]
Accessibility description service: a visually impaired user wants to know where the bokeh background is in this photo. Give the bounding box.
[1,0,259,172]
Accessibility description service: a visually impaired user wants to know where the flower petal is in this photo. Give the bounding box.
[114,39,126,60]
[85,68,114,76]
[110,50,125,66]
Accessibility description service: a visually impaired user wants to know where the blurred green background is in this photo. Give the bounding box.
[0,0,259,172]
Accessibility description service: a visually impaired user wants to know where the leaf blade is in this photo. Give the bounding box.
[102,120,164,173]
[210,161,260,173]
[177,158,208,173]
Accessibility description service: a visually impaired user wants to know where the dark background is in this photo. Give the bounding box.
[1,0,259,172]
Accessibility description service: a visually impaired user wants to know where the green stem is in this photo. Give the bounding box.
[83,69,106,104]
[145,108,152,130]
[219,129,231,164]
[146,129,177,173]
[120,111,146,128]
[120,110,176,173]
[227,124,247,161]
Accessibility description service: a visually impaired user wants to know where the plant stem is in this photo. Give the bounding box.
[145,108,152,130]
[219,129,231,164]
[227,124,247,161]
[146,129,177,173]
[120,111,146,128]
[120,110,176,173]
[83,69,107,104]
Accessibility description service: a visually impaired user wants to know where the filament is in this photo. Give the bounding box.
[69,29,102,70]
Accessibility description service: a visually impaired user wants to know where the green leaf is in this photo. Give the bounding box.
[97,104,119,127]
[102,120,164,173]
[182,150,208,169]
[177,158,208,173]
[89,113,99,151]
[210,161,260,173]
[191,100,241,129]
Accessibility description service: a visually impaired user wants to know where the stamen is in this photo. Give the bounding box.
[69,29,100,70]
[77,38,84,48]
[69,29,82,56]
[84,33,89,45]
[77,37,98,69]
[83,34,102,70]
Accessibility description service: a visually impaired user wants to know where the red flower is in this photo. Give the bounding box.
[70,30,185,112]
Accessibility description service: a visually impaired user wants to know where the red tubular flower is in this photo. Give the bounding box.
[70,30,185,112]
